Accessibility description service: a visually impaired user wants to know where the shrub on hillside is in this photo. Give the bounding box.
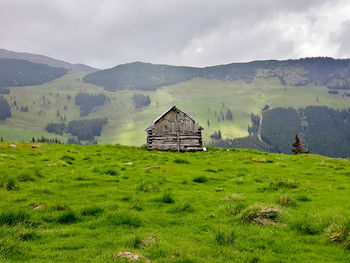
[67,118,108,140]
[133,94,151,108]
[0,95,11,120]
[46,122,66,135]
[75,93,107,117]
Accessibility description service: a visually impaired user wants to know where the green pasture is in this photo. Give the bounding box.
[0,142,349,262]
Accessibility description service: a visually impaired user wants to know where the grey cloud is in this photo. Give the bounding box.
[0,0,345,68]
[333,20,350,57]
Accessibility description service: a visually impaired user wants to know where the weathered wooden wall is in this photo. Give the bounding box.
[146,108,203,151]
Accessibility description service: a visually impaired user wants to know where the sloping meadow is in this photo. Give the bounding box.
[0,143,349,262]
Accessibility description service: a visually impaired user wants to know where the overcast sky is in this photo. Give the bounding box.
[1,0,350,69]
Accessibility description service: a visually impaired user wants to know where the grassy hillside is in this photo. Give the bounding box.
[83,58,350,90]
[0,142,349,262]
[0,58,68,88]
[1,71,350,147]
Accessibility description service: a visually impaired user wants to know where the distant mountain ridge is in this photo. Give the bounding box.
[83,57,350,91]
[0,48,99,73]
[0,58,68,87]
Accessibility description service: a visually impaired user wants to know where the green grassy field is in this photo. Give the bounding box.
[1,72,350,145]
[0,142,349,262]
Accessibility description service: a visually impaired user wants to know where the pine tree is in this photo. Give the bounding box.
[292,134,309,154]
[226,109,233,121]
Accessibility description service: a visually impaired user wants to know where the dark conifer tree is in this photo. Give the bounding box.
[226,109,233,121]
[292,134,309,154]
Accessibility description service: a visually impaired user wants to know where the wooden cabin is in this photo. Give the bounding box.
[145,106,203,151]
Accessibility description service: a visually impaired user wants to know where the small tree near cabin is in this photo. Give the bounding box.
[292,134,309,154]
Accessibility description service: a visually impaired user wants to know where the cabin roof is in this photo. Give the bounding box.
[145,106,203,131]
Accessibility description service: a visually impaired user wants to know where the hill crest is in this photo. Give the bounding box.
[0,48,99,73]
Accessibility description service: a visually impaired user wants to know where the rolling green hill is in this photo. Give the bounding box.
[0,142,349,262]
[1,57,350,158]
[83,58,350,90]
[0,58,68,88]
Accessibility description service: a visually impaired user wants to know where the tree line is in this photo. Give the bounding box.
[46,118,108,142]
[210,106,350,158]
[75,92,107,117]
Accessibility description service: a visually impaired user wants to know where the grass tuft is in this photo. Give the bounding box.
[107,212,142,228]
[173,158,190,164]
[213,229,236,245]
[193,176,207,183]
[81,206,104,217]
[1,177,17,191]
[269,179,299,190]
[277,195,296,207]
[240,204,281,225]
[17,228,39,241]
[57,211,79,224]
[17,170,35,182]
[0,210,31,226]
[296,195,311,202]
[126,234,143,248]
[290,215,323,235]
[103,168,119,176]
[175,203,194,213]
[223,202,248,215]
[161,193,175,204]
[327,219,350,249]
[136,180,159,192]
